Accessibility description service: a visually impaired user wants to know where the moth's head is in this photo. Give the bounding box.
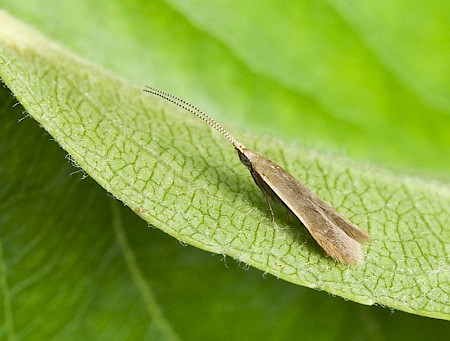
[236,148,252,168]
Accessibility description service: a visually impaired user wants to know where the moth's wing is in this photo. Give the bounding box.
[325,206,371,243]
[250,155,369,264]
[294,200,364,264]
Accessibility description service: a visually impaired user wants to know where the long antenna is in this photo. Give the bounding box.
[143,86,244,150]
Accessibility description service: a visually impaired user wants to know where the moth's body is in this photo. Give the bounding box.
[144,86,371,265]
[236,146,370,264]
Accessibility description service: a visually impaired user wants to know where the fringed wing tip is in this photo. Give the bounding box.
[320,234,364,265]
[305,210,367,265]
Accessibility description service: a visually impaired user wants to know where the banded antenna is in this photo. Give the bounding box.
[143,86,244,150]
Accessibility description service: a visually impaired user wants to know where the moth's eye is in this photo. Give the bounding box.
[238,151,251,167]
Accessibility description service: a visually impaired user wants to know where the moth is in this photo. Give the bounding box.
[144,86,371,264]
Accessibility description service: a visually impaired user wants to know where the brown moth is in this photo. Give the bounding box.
[143,86,371,264]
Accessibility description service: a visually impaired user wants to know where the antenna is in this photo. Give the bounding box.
[143,86,244,150]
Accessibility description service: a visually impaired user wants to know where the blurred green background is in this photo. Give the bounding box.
[1,0,449,339]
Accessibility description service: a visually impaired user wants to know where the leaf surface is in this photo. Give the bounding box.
[1,10,449,325]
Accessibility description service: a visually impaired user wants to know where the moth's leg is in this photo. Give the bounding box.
[250,170,276,224]
[263,190,275,223]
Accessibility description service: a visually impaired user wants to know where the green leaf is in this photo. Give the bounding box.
[1,8,449,319]
[0,1,450,338]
